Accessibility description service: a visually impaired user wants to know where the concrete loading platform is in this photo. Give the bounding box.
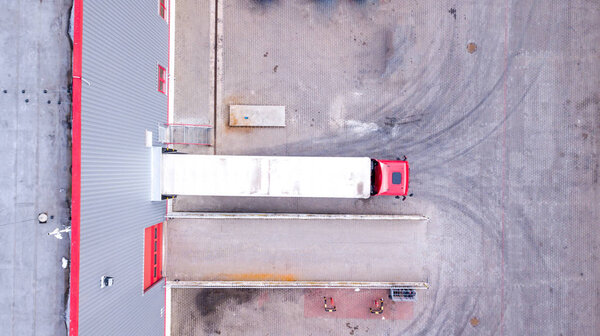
[166,214,429,335]
[166,216,428,283]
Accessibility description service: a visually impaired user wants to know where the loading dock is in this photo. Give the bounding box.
[166,216,428,283]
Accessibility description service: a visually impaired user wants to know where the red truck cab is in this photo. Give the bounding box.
[371,159,409,196]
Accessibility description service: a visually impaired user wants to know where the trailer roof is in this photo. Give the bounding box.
[162,155,372,198]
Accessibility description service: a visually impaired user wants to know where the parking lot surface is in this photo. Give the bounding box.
[170,0,600,335]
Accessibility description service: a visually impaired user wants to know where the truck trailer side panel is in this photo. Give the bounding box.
[162,155,372,198]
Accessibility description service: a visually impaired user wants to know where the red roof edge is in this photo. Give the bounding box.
[70,0,83,335]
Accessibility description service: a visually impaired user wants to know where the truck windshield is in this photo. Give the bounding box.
[392,172,402,184]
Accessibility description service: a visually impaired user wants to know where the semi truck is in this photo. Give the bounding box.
[152,152,409,200]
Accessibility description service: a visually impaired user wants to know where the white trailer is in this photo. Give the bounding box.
[160,154,373,198]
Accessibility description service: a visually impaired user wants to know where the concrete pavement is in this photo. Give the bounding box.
[0,1,73,335]
[171,0,600,335]
[166,217,428,282]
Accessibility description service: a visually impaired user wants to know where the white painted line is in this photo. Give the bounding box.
[164,283,172,336]
[213,0,223,154]
[167,212,429,221]
[167,280,429,289]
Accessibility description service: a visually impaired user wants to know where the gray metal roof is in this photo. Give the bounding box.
[77,1,168,335]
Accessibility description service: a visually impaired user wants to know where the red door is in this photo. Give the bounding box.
[144,223,163,290]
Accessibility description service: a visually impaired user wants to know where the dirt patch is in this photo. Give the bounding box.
[195,289,260,333]
[357,182,364,196]
[229,112,240,126]
[195,289,259,316]
[575,94,599,111]
[222,95,253,135]
[449,8,457,20]
[346,322,360,335]
[470,317,480,327]
[467,42,477,54]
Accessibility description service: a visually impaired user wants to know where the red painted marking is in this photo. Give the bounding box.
[304,289,413,320]
[158,64,167,94]
[69,0,83,335]
[501,0,509,334]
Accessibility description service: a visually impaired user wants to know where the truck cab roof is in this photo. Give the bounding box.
[372,160,409,196]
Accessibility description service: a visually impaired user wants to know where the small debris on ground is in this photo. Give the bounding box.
[467,42,478,54]
[449,8,457,19]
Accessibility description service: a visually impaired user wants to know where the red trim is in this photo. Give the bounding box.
[70,0,83,335]
[159,0,167,21]
[158,65,167,94]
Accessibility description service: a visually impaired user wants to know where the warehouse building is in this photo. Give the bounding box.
[70,1,170,335]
